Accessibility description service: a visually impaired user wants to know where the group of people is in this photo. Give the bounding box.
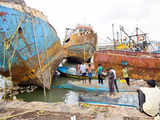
[98,64,131,96]
[77,63,93,84]
[98,64,160,118]
[77,63,160,117]
[77,63,130,96]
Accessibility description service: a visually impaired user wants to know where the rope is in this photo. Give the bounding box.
[81,101,137,108]
[32,18,46,96]
[8,29,19,88]
[2,18,25,100]
[2,47,6,69]
[2,18,24,69]
[3,18,24,50]
[8,29,19,71]
[41,21,52,86]
[0,109,36,120]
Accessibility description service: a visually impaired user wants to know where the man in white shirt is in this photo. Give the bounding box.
[80,63,86,84]
[110,68,119,93]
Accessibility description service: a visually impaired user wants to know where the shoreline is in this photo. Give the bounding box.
[0,79,158,119]
[0,98,153,120]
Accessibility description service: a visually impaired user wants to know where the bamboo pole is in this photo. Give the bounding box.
[32,19,46,97]
[3,77,6,100]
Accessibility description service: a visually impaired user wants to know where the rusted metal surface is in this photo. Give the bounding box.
[0,2,65,89]
[0,0,26,5]
[64,25,97,62]
[0,11,7,16]
[18,29,32,54]
[99,50,160,58]
[94,50,160,81]
[0,42,64,89]
[0,1,48,21]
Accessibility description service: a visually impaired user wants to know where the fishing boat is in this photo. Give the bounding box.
[0,0,64,89]
[63,25,97,63]
[55,82,136,92]
[94,25,160,81]
[79,93,138,108]
[57,66,97,79]
[94,50,160,81]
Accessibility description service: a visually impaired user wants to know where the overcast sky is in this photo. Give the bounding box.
[25,0,160,45]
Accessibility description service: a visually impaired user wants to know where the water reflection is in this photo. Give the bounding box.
[16,70,138,107]
[16,76,78,102]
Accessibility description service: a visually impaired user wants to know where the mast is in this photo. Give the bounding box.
[84,36,86,62]
[112,24,116,49]
[117,31,119,45]
[119,25,123,44]
[136,26,139,44]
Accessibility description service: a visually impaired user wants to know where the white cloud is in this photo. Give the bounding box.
[25,0,160,44]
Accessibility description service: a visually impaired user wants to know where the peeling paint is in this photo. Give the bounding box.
[94,50,160,81]
[0,12,7,16]
[2,18,6,22]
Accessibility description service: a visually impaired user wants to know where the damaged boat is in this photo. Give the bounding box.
[0,0,64,89]
[63,25,97,63]
[94,25,160,81]
[94,50,160,81]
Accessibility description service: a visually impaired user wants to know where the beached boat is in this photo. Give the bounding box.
[57,66,97,79]
[94,50,160,81]
[63,25,97,63]
[55,82,136,92]
[79,94,138,108]
[0,0,64,89]
[94,25,160,81]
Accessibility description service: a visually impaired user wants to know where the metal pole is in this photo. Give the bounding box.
[117,31,119,44]
[136,26,138,44]
[112,24,116,49]
[119,25,123,43]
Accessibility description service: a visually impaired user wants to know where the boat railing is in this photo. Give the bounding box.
[96,50,160,58]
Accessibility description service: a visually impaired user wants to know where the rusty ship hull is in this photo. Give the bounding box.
[94,50,160,81]
[0,1,64,89]
[64,25,97,63]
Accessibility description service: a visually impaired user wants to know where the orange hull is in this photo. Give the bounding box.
[94,50,160,81]
[64,25,97,62]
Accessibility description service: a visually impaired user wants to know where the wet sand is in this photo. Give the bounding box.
[0,99,153,120]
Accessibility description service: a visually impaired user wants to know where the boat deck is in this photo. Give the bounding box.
[68,79,143,92]
[56,79,149,108]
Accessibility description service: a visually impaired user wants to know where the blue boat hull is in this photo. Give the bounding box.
[0,2,64,88]
[57,66,98,79]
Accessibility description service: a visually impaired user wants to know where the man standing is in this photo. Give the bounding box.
[108,68,119,96]
[80,63,86,84]
[87,63,93,85]
[122,66,130,86]
[110,68,119,92]
[97,64,103,85]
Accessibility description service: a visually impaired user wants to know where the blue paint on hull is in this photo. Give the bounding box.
[54,83,136,92]
[80,101,137,108]
[0,4,60,72]
[152,50,160,54]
